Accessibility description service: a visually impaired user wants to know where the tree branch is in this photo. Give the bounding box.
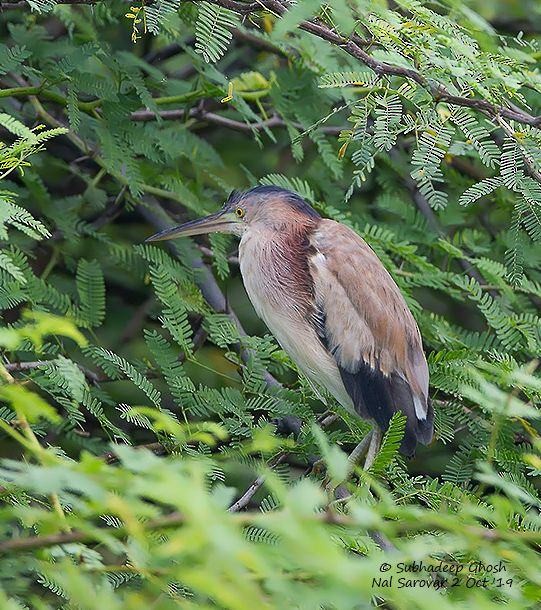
[1,80,343,135]
[130,107,344,134]
[0,511,187,554]
[0,507,362,555]
[387,148,501,297]
[265,0,541,127]
[228,451,287,512]
[0,503,537,555]
[4,360,107,384]
[228,411,339,512]
[4,0,541,127]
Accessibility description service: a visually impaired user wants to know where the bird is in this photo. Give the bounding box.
[146,185,433,463]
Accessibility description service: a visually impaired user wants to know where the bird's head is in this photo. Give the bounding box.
[145,185,320,242]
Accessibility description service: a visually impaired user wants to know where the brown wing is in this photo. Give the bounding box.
[309,219,433,454]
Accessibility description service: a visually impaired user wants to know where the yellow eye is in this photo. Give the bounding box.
[235,207,245,218]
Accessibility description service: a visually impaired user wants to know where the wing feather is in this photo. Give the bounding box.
[309,220,433,454]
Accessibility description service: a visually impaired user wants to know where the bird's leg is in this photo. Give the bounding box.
[347,430,374,466]
[325,431,374,498]
[363,427,382,470]
[328,428,397,554]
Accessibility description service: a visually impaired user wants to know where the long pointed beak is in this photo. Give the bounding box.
[145,210,236,242]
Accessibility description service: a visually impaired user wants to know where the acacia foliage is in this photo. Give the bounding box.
[0,0,540,608]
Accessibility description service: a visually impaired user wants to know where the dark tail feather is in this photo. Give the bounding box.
[338,363,393,431]
[389,379,434,456]
[415,397,434,445]
[338,362,434,457]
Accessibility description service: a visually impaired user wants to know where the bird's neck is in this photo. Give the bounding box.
[238,219,320,314]
[239,218,319,259]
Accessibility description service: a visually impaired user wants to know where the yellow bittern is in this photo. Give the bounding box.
[147,186,433,460]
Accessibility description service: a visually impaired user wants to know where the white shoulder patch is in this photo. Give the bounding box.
[413,395,427,420]
[312,251,326,267]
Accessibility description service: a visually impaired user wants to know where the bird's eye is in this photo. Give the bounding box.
[235,207,245,218]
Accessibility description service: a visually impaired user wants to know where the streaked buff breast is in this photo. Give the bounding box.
[238,228,354,411]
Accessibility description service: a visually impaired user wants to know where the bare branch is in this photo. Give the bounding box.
[101,442,166,464]
[4,360,107,384]
[0,505,536,555]
[228,452,287,512]
[261,0,541,127]
[131,107,345,134]
[0,511,187,554]
[228,411,339,512]
[0,507,366,555]
[7,0,540,127]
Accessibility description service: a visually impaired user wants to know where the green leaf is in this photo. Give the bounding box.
[370,413,406,475]
[76,259,106,328]
[0,384,60,423]
[195,2,239,63]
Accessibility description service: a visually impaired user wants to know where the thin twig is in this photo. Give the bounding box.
[228,411,338,512]
[388,148,501,297]
[131,107,345,134]
[228,452,287,512]
[101,442,166,464]
[4,360,107,384]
